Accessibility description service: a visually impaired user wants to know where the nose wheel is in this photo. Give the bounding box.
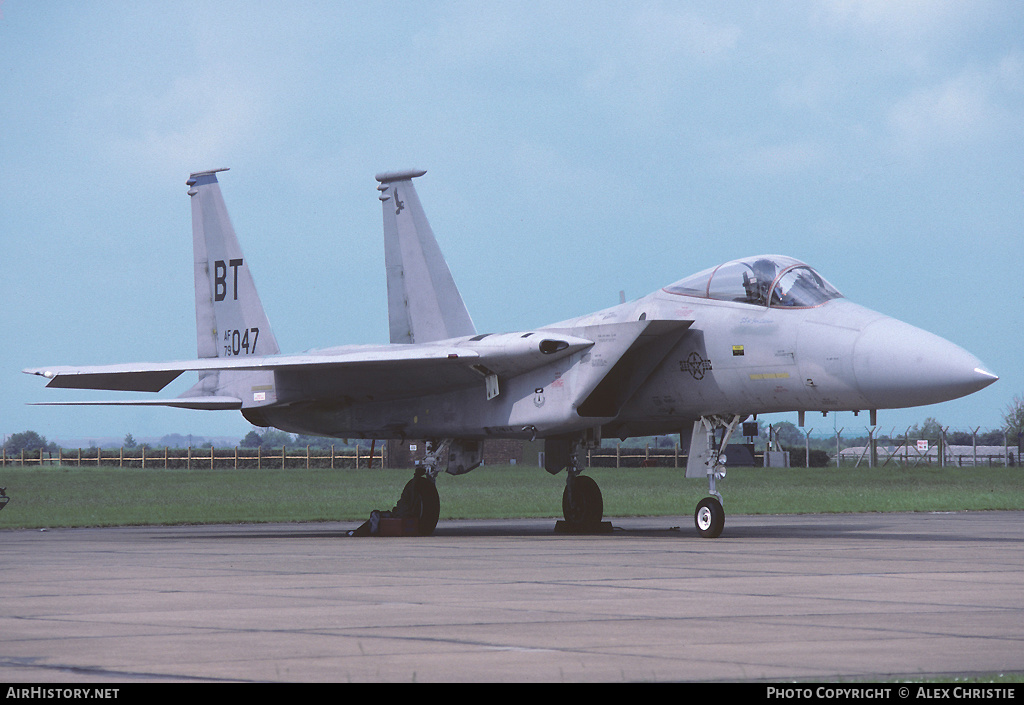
[694,496,724,538]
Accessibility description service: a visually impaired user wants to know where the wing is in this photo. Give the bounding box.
[24,333,593,407]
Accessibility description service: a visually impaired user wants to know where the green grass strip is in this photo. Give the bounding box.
[0,464,1021,529]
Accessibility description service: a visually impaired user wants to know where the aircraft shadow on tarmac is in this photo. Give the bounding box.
[156,515,1020,543]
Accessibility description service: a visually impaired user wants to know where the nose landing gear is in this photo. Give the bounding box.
[688,414,742,538]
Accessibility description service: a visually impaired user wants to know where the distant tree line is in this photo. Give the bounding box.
[2,429,370,454]
[2,431,59,455]
[6,396,1023,457]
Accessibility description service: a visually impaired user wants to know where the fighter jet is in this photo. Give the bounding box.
[26,169,998,537]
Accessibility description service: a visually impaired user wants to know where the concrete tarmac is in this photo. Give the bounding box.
[1,512,1022,683]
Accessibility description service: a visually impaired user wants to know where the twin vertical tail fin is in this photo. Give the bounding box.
[190,168,472,353]
[186,169,280,399]
[188,169,280,360]
[376,170,476,344]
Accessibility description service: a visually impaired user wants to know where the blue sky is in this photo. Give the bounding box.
[2,1,1021,445]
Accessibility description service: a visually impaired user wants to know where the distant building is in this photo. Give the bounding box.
[838,444,1012,466]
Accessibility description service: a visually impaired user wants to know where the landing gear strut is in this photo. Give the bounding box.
[690,415,742,538]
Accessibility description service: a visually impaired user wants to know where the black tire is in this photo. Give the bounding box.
[562,474,604,526]
[694,497,725,538]
[408,476,440,536]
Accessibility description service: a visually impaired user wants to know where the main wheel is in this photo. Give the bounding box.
[562,474,604,526]
[694,497,725,538]
[408,476,440,536]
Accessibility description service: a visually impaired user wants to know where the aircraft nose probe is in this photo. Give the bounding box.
[851,316,998,409]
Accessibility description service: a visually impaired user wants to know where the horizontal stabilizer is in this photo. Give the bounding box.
[36,369,184,393]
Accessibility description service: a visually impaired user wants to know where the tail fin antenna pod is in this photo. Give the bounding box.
[376,169,476,344]
[187,169,281,361]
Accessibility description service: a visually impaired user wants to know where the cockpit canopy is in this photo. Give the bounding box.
[664,255,843,308]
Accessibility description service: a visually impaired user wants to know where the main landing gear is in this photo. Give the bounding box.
[557,441,610,533]
[403,440,445,536]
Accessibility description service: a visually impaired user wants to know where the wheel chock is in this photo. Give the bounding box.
[378,517,419,536]
[554,520,613,534]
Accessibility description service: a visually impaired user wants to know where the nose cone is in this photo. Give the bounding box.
[853,317,998,409]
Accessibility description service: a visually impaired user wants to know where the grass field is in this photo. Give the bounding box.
[0,463,1021,529]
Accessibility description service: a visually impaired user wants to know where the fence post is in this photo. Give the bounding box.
[187,446,191,470]
[331,444,335,470]
[141,445,146,469]
[306,445,310,470]
[211,445,215,470]
[235,446,239,470]
[282,446,286,470]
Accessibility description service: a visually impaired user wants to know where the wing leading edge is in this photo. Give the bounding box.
[24,332,593,407]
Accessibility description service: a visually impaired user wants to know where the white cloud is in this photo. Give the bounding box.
[816,0,984,35]
[887,53,1024,153]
